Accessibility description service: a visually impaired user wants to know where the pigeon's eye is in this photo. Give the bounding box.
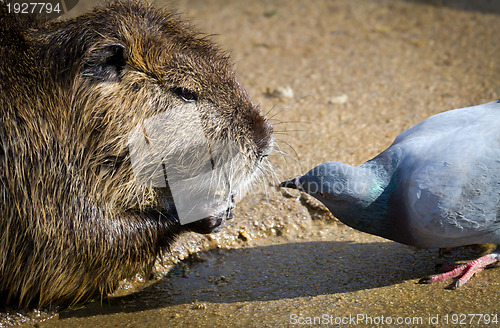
[317,192,327,199]
[174,87,198,102]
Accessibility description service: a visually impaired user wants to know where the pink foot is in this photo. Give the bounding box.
[419,251,500,288]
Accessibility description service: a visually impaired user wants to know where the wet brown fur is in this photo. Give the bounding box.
[0,0,273,307]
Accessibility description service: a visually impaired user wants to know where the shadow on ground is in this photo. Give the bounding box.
[405,0,500,15]
[60,240,488,319]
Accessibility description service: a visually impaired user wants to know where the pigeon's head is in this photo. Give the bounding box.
[280,162,382,208]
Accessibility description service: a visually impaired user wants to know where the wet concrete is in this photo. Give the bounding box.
[4,0,500,326]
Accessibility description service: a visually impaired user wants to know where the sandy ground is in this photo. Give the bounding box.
[3,0,500,327]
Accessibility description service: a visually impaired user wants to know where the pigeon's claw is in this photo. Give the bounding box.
[419,252,500,288]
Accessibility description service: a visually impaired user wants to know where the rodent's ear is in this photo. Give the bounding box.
[83,43,127,82]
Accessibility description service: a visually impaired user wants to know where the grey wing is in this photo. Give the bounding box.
[405,154,500,243]
[392,101,500,147]
[394,102,500,247]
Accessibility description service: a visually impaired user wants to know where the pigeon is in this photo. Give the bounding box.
[280,100,500,288]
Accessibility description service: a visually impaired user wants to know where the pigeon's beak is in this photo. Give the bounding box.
[279,177,302,190]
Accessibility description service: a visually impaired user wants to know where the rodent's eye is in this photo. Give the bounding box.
[317,192,327,199]
[174,87,198,102]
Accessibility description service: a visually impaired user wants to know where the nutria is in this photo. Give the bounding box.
[0,0,273,307]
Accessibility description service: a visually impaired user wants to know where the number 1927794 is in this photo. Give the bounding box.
[2,1,61,14]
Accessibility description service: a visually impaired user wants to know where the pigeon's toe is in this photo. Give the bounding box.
[419,252,500,288]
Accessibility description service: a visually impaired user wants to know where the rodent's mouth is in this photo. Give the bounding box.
[184,213,226,234]
[133,205,233,235]
[185,194,235,234]
[137,192,236,235]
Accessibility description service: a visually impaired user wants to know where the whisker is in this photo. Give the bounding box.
[272,144,298,166]
[269,119,317,126]
[273,130,308,134]
[263,103,278,118]
[268,104,295,120]
[266,96,310,120]
[274,139,301,164]
[272,134,304,143]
